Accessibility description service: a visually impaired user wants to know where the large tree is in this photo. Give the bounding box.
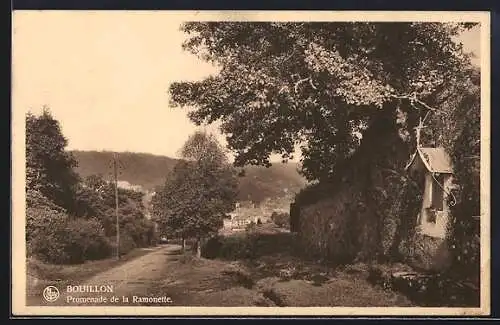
[26,107,80,211]
[169,22,476,179]
[153,131,238,257]
[168,22,479,260]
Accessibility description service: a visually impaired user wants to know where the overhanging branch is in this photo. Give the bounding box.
[294,77,311,93]
[390,93,446,113]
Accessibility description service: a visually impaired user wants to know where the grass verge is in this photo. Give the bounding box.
[26,246,159,305]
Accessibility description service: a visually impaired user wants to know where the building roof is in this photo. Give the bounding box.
[406,147,453,174]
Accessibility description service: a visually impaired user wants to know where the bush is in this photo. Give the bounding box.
[26,190,68,244]
[65,218,113,262]
[26,189,65,212]
[27,207,71,263]
[271,212,290,229]
[27,208,112,264]
[109,232,137,257]
[202,234,257,260]
[246,221,257,232]
[26,206,59,244]
[202,236,224,259]
[123,218,156,248]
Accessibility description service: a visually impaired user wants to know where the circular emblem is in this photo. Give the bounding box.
[43,286,60,302]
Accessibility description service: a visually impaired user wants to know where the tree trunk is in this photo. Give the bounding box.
[388,185,410,261]
[350,104,401,261]
[356,186,384,262]
[389,214,404,261]
[298,102,416,263]
[196,238,202,258]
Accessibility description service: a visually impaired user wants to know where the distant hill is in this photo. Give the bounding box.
[71,151,178,191]
[71,150,308,204]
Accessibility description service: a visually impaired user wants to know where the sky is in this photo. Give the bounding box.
[12,11,482,160]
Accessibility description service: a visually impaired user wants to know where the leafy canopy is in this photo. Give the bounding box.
[169,22,477,181]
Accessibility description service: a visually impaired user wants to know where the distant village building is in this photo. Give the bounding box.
[116,180,144,192]
[222,201,276,230]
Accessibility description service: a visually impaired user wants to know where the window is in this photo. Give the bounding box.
[431,173,445,212]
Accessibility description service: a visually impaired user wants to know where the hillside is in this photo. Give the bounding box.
[71,150,308,204]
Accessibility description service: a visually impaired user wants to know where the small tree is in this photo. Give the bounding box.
[154,131,239,257]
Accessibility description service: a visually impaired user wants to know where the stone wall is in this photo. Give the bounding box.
[295,181,385,263]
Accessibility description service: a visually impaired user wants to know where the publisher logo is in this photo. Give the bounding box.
[43,286,60,302]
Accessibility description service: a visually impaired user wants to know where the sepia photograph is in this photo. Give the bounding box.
[11,11,490,316]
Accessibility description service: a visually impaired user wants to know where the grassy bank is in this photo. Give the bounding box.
[145,251,415,307]
[145,226,415,307]
[26,246,160,305]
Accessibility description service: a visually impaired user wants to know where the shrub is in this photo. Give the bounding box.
[271,212,290,229]
[123,217,156,248]
[246,221,257,232]
[109,231,137,257]
[26,189,64,212]
[202,235,256,260]
[27,208,112,264]
[202,236,223,259]
[27,207,72,263]
[65,218,112,262]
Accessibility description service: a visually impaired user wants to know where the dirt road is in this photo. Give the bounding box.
[31,230,415,308]
[45,244,182,306]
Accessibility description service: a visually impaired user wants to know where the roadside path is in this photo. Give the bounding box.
[46,244,181,306]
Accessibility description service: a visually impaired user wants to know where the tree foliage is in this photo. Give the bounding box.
[77,174,156,246]
[168,22,480,264]
[441,70,480,278]
[25,109,156,263]
[153,131,239,246]
[28,209,112,264]
[26,108,80,210]
[169,22,476,182]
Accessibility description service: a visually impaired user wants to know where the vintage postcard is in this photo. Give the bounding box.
[11,10,490,316]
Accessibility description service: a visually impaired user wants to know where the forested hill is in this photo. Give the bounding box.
[71,150,308,203]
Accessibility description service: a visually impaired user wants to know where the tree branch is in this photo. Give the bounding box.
[390,93,446,113]
[280,50,296,64]
[279,85,289,94]
[309,78,318,90]
[294,75,318,93]
[294,77,311,93]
